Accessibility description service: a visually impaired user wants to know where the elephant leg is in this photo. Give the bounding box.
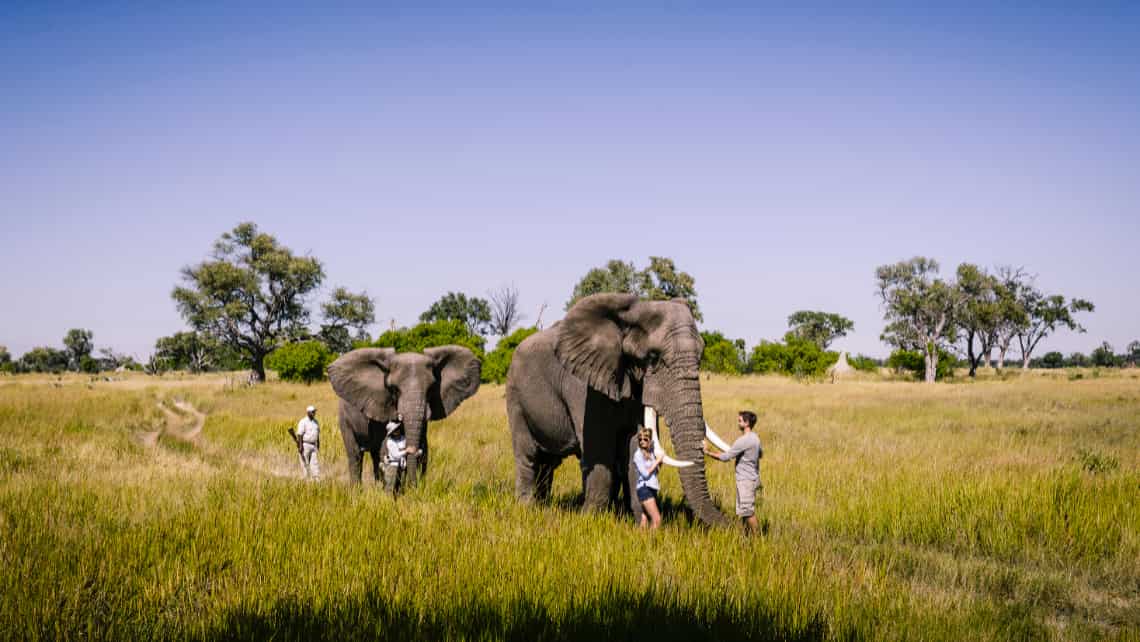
[369,447,383,483]
[581,462,614,512]
[580,407,620,512]
[533,452,561,502]
[509,400,545,503]
[343,432,364,484]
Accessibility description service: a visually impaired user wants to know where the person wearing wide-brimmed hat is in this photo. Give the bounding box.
[381,414,419,492]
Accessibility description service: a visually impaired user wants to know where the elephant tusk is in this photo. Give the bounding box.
[704,422,733,452]
[644,406,694,468]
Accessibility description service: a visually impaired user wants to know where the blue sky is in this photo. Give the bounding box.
[2,3,1137,359]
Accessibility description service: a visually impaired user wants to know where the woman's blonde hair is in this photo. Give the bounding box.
[636,426,653,450]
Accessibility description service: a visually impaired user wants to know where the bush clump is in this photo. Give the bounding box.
[265,341,335,384]
[849,354,880,373]
[482,327,539,384]
[700,331,746,375]
[887,348,957,381]
[749,333,838,378]
[370,319,486,358]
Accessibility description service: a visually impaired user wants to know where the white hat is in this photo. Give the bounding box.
[306,405,316,413]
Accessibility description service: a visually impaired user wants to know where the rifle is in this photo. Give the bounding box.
[287,427,307,477]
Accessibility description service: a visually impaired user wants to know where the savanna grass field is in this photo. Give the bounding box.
[1,370,1137,641]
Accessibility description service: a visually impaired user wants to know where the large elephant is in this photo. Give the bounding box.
[327,345,481,486]
[505,293,728,526]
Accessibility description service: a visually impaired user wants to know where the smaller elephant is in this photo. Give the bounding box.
[327,345,481,487]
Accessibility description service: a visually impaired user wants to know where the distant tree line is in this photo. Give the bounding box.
[1031,341,1140,369]
[876,257,1095,383]
[1,329,141,375]
[7,225,1118,387]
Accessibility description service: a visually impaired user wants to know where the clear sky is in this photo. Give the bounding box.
[3,3,1137,360]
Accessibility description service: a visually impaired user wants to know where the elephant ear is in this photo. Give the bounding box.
[424,345,482,419]
[555,293,657,401]
[327,348,396,422]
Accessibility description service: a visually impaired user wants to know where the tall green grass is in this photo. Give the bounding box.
[0,372,1137,640]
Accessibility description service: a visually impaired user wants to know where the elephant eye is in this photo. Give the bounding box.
[646,350,662,365]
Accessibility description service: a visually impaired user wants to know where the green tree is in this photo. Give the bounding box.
[265,340,335,384]
[887,347,956,381]
[1039,351,1065,369]
[63,328,94,371]
[1015,289,1094,369]
[482,326,539,384]
[700,331,745,374]
[566,260,641,309]
[786,311,854,350]
[955,264,999,377]
[18,347,69,373]
[171,222,325,382]
[875,257,964,383]
[990,266,1031,369]
[0,346,10,374]
[1090,341,1118,368]
[1066,352,1090,368]
[1128,340,1140,367]
[638,256,702,321]
[749,332,838,378]
[154,331,239,372]
[320,287,376,352]
[848,354,880,373]
[372,319,486,357]
[566,257,702,321]
[420,292,493,336]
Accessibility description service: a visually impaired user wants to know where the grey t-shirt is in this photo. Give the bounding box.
[714,432,761,482]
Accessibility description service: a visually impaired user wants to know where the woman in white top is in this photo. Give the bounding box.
[382,414,418,493]
[632,426,665,529]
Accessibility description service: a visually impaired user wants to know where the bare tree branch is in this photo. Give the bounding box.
[488,283,524,336]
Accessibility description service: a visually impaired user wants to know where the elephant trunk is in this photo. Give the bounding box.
[660,364,729,527]
[399,393,428,487]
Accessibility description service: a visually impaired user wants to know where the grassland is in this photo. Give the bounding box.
[1,370,1137,641]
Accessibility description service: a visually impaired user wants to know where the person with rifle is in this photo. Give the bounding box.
[291,405,321,480]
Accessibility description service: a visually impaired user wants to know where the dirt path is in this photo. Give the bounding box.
[168,400,206,440]
[138,399,207,447]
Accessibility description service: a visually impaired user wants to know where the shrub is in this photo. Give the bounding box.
[749,333,838,378]
[371,319,486,357]
[849,354,880,373]
[700,331,745,375]
[482,327,539,384]
[1039,351,1064,369]
[79,355,101,374]
[887,348,955,381]
[265,341,335,384]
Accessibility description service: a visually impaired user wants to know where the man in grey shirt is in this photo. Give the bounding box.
[704,410,763,535]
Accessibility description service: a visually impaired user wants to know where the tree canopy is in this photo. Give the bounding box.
[700,331,746,375]
[63,328,94,372]
[420,292,493,336]
[319,287,376,352]
[152,331,240,373]
[876,257,963,383]
[566,256,701,321]
[482,326,539,384]
[372,319,486,357]
[786,311,853,350]
[1015,288,1094,369]
[171,222,325,382]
